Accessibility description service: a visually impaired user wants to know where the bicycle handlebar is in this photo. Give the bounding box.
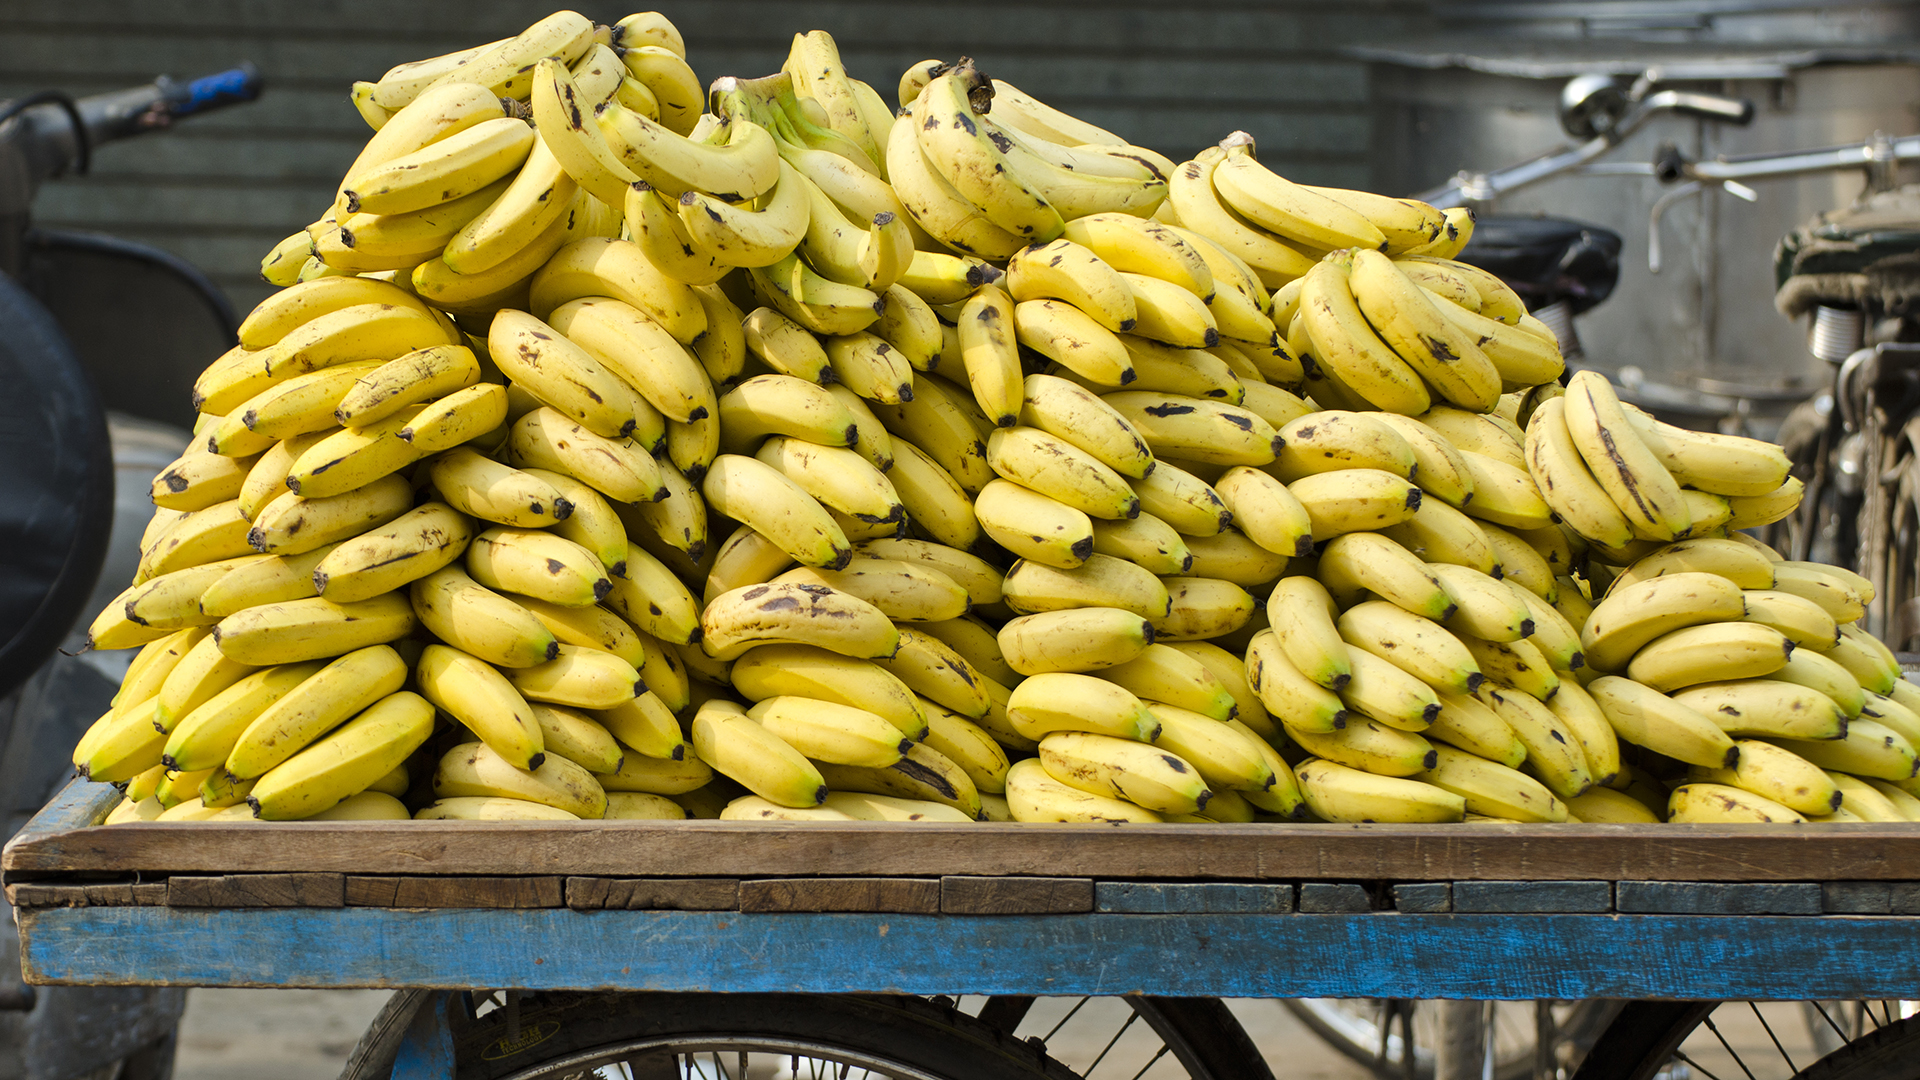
[1414,80,1755,207]
[0,65,262,219]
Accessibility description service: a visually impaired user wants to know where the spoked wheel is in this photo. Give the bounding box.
[1282,999,1619,1080]
[1573,1000,1920,1080]
[341,990,1274,1080]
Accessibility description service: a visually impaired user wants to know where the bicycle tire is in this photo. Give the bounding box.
[1572,1003,1920,1080]
[446,991,1081,1080]
[1793,1014,1920,1080]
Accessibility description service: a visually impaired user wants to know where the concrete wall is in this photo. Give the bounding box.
[2,0,1423,317]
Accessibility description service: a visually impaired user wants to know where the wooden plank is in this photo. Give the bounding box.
[17,906,1920,999]
[1391,883,1452,913]
[344,877,562,909]
[1616,882,1823,916]
[167,873,344,908]
[738,878,939,914]
[1298,884,1372,912]
[16,781,1920,884]
[1094,882,1292,914]
[941,876,1092,914]
[6,884,91,907]
[1825,881,1920,915]
[1452,881,1612,914]
[564,878,737,911]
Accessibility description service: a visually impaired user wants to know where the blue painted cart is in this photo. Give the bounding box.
[7,779,1920,1080]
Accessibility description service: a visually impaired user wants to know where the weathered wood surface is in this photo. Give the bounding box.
[941,876,1093,914]
[16,905,1920,999]
[168,873,344,908]
[12,780,1920,883]
[738,878,940,914]
[343,877,563,909]
[564,877,739,911]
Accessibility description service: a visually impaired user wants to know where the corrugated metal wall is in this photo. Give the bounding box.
[4,0,1424,317]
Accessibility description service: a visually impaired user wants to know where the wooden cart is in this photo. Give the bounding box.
[7,779,1920,1080]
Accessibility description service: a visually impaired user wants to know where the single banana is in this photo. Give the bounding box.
[1012,299,1135,388]
[1318,531,1458,620]
[1002,554,1171,621]
[592,692,691,762]
[1427,563,1533,642]
[211,593,415,666]
[1345,249,1501,412]
[1103,392,1280,467]
[1287,468,1422,542]
[1340,600,1484,696]
[1380,499,1500,576]
[1004,756,1162,822]
[1037,731,1210,814]
[701,581,899,662]
[1689,739,1840,816]
[1669,782,1806,823]
[815,740,983,819]
[505,407,667,504]
[1767,717,1916,781]
[1463,637,1561,702]
[1005,238,1136,332]
[1620,405,1793,498]
[1152,577,1257,641]
[1671,679,1848,741]
[745,695,909,768]
[602,542,702,646]
[776,558,968,624]
[427,447,574,528]
[1006,672,1160,741]
[1270,410,1416,482]
[416,643,545,769]
[1293,755,1462,823]
[1416,744,1567,822]
[247,474,413,558]
[1585,675,1739,768]
[986,426,1141,520]
[409,562,559,668]
[1626,623,1795,692]
[432,740,607,819]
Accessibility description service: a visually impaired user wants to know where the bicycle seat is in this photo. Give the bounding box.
[1457,215,1622,315]
[0,271,113,700]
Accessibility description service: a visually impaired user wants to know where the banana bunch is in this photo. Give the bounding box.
[86,16,1918,831]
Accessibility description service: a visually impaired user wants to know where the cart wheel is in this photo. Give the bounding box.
[1284,998,1619,1080]
[1572,1001,1920,1080]
[339,990,1274,1080]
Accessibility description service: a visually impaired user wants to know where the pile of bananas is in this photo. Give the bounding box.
[73,12,1920,828]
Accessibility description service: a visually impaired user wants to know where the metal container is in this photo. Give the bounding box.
[1361,14,1920,402]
